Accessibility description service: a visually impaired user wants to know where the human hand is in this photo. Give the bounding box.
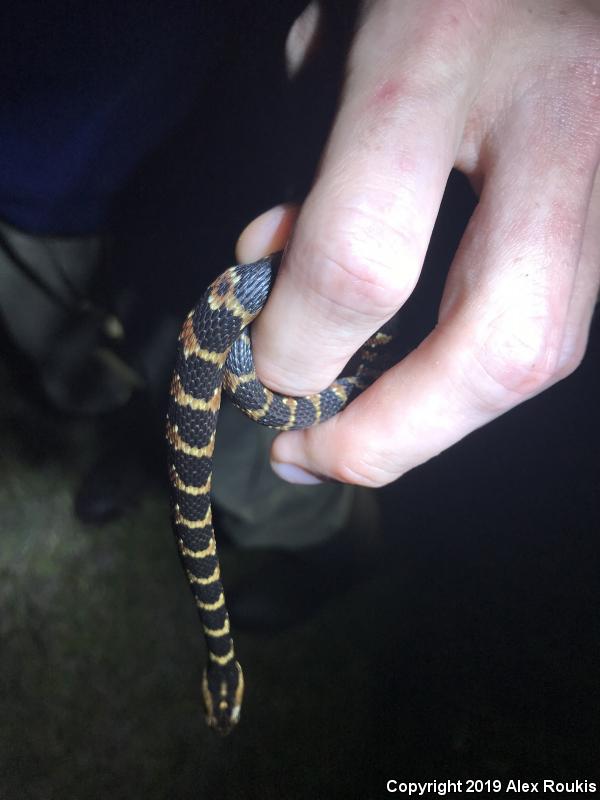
[238,0,600,487]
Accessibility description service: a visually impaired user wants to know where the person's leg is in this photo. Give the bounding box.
[212,397,354,551]
[0,220,138,414]
[210,398,382,632]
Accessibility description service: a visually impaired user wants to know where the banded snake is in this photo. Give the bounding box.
[167,252,397,734]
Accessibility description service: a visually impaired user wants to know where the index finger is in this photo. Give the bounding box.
[251,0,488,396]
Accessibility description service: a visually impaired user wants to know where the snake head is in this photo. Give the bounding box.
[201,661,244,736]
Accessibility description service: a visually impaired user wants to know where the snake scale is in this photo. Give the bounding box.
[167,252,397,735]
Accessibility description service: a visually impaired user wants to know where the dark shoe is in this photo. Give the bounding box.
[73,392,162,524]
[74,443,150,524]
[226,487,384,633]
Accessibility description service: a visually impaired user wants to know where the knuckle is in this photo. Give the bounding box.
[351,0,490,102]
[470,308,565,409]
[328,456,389,489]
[305,204,419,320]
[323,433,398,488]
[554,335,587,381]
[407,0,492,90]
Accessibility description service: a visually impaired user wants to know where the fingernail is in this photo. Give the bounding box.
[271,461,324,485]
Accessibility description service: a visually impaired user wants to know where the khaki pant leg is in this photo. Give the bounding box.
[211,397,353,551]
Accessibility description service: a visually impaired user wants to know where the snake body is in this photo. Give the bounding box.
[167,252,396,735]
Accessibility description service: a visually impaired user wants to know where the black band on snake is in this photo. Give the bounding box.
[167,252,397,735]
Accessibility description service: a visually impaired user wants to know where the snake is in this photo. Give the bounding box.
[166,251,397,735]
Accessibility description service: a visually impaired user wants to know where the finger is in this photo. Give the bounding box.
[252,0,496,396]
[557,165,600,374]
[285,1,322,80]
[235,204,298,264]
[271,105,600,485]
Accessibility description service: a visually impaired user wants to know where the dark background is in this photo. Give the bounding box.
[1,4,598,798]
